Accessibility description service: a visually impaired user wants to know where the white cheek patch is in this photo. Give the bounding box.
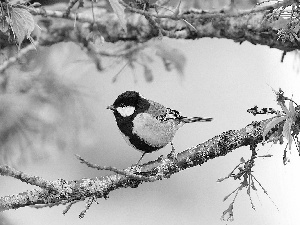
[116,106,135,117]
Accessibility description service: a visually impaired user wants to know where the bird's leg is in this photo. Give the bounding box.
[167,142,177,161]
[171,142,175,153]
[136,152,146,165]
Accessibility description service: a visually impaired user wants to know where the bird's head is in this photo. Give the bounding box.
[107,91,148,118]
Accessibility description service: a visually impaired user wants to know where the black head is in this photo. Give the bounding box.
[113,91,141,108]
[108,91,150,119]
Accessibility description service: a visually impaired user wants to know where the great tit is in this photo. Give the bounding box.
[107,91,212,164]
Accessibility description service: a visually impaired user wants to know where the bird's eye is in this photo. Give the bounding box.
[116,106,135,117]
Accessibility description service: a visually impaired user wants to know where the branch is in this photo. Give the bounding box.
[28,1,299,52]
[119,0,293,20]
[0,165,60,190]
[0,118,276,212]
[1,1,297,72]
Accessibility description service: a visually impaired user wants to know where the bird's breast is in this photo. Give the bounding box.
[132,113,180,148]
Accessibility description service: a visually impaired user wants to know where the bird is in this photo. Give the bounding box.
[107,91,213,164]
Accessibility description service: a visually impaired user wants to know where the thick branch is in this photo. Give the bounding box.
[179,11,293,51]
[27,4,298,51]
[0,118,272,212]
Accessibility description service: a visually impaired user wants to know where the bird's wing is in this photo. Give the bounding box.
[149,103,183,124]
[146,100,168,118]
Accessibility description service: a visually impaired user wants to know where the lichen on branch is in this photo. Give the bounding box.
[0,117,278,214]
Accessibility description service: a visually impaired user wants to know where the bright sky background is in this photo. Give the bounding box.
[1,37,300,225]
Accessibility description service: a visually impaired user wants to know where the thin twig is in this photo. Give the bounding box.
[64,0,79,17]
[63,199,82,214]
[75,154,156,182]
[252,175,279,210]
[0,42,37,73]
[217,160,245,182]
[31,200,71,209]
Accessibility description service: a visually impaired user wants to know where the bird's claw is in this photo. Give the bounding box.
[167,142,177,161]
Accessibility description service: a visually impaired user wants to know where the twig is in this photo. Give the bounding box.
[252,174,279,210]
[31,200,69,209]
[217,160,244,182]
[63,199,82,214]
[75,154,156,182]
[112,61,129,82]
[144,14,167,37]
[64,0,79,17]
[98,43,148,57]
[0,165,54,190]
[79,196,95,218]
[0,42,37,73]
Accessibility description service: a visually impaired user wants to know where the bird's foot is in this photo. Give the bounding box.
[167,142,177,161]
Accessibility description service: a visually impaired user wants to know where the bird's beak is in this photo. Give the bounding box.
[107,105,115,110]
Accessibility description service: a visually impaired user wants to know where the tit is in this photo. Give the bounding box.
[107,91,212,164]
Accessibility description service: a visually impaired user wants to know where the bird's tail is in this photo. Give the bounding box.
[181,117,213,123]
